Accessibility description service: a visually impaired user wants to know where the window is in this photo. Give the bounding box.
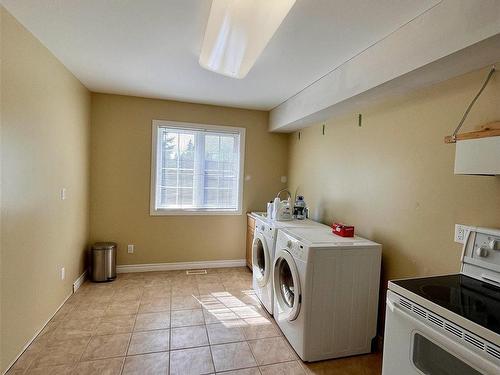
[150,120,245,215]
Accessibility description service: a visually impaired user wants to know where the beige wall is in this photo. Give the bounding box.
[90,93,288,265]
[0,7,91,372]
[287,65,500,327]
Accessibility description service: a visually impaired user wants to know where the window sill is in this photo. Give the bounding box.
[150,209,243,216]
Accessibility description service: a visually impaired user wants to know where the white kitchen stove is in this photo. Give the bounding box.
[382,227,500,375]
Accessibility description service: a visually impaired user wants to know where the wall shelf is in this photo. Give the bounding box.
[444,122,500,144]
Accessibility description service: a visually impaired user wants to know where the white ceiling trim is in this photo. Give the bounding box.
[269,0,500,132]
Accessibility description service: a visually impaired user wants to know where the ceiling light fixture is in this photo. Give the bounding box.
[199,0,296,79]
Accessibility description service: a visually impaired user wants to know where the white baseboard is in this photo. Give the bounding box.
[73,270,87,293]
[3,291,72,375]
[116,259,246,273]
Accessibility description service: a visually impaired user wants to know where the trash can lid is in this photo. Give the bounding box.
[93,242,117,250]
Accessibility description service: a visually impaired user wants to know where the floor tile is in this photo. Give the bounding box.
[139,299,171,313]
[64,308,106,321]
[29,336,90,368]
[122,352,169,375]
[202,307,239,324]
[95,314,136,335]
[171,286,199,297]
[216,368,260,375]
[128,329,170,355]
[106,300,140,316]
[24,364,74,375]
[206,322,246,345]
[170,325,209,350]
[81,333,131,360]
[211,341,257,372]
[141,291,170,303]
[248,337,296,366]
[260,361,306,374]
[216,294,249,308]
[196,274,221,284]
[197,283,226,295]
[171,295,202,310]
[52,317,99,339]
[171,309,205,327]
[242,319,281,340]
[169,346,214,375]
[10,269,382,375]
[8,343,44,372]
[134,312,170,331]
[73,357,124,375]
[231,306,268,320]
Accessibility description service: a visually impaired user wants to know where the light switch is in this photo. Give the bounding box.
[60,188,67,200]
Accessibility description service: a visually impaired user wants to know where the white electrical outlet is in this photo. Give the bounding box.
[60,267,65,280]
[127,244,135,254]
[454,224,470,244]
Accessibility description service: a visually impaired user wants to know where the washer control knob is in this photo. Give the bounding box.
[261,225,265,231]
[489,239,499,250]
[476,247,489,257]
[287,240,292,249]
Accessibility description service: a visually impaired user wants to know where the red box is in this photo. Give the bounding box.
[332,223,355,237]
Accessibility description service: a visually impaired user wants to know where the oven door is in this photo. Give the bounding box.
[382,291,499,375]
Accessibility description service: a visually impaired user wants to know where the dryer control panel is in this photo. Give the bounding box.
[284,238,306,262]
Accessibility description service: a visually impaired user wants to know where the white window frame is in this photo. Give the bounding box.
[150,120,245,216]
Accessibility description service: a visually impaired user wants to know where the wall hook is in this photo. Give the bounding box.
[298,131,301,140]
[358,114,362,127]
[322,124,326,135]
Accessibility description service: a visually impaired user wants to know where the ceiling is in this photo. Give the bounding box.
[1,0,441,110]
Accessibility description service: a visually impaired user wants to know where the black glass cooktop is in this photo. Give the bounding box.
[393,274,500,335]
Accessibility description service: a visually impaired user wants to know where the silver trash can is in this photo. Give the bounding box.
[91,242,117,282]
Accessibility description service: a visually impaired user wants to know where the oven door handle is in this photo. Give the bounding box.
[388,300,500,374]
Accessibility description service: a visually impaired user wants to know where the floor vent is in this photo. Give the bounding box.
[186,269,207,275]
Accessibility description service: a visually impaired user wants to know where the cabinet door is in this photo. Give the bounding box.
[246,227,254,270]
[247,215,256,231]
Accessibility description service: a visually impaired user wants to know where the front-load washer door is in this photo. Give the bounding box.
[274,250,301,321]
[252,232,271,287]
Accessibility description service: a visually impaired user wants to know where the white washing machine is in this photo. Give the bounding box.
[251,215,326,315]
[273,226,382,362]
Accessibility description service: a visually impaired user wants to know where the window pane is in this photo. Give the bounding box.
[179,172,193,188]
[178,188,193,205]
[155,125,241,212]
[204,189,218,207]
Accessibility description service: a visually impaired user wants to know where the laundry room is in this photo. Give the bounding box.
[1,1,500,375]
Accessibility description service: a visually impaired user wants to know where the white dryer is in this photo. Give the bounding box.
[273,226,382,362]
[251,216,325,315]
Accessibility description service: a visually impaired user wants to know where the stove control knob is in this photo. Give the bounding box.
[489,240,499,250]
[476,247,489,257]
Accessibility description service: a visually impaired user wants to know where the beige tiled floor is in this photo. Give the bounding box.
[7,267,381,374]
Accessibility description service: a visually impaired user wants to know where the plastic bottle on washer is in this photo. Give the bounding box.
[294,196,307,220]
